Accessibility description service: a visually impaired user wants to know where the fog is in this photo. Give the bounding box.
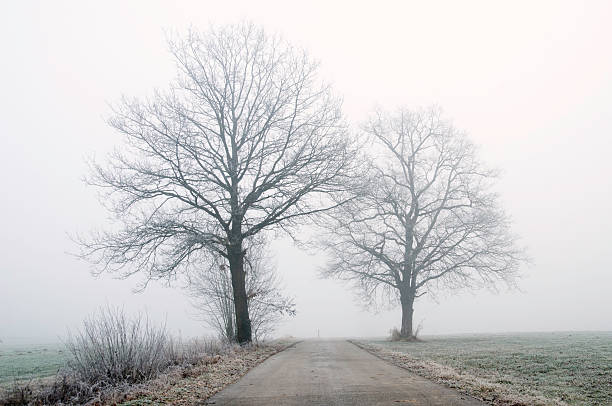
[1,0,611,342]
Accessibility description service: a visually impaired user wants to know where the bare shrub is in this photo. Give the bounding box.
[389,326,421,342]
[0,380,34,406]
[413,321,423,339]
[65,307,171,386]
[0,375,93,406]
[38,374,96,405]
[0,309,233,406]
[389,327,402,342]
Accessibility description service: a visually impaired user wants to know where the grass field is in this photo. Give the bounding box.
[0,339,68,386]
[362,331,612,406]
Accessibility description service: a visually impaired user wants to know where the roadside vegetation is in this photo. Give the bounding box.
[0,308,293,405]
[355,332,612,406]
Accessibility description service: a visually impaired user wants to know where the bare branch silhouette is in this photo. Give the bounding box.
[77,23,356,343]
[320,107,525,339]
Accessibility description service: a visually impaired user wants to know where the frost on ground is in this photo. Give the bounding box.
[0,342,67,386]
[0,341,295,406]
[353,332,612,406]
[116,341,294,406]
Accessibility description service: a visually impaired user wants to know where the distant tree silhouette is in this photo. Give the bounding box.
[320,107,525,339]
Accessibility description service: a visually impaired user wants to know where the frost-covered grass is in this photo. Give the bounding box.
[0,339,293,406]
[362,331,612,406]
[0,340,67,386]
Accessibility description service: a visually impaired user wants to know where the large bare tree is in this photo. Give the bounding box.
[79,23,354,343]
[320,107,524,339]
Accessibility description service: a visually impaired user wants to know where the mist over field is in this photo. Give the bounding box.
[2,2,612,405]
[1,0,611,345]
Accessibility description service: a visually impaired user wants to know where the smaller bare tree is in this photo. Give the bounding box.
[188,238,295,342]
[320,107,526,340]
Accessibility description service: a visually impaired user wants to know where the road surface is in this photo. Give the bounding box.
[207,340,484,405]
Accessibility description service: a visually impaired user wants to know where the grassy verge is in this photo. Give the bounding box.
[352,332,611,406]
[117,340,296,406]
[0,340,295,406]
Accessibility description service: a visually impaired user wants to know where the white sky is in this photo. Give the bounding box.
[1,0,611,341]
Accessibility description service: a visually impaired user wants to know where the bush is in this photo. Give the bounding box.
[389,326,422,342]
[0,375,92,406]
[65,307,171,386]
[389,327,402,342]
[0,380,34,406]
[0,308,229,406]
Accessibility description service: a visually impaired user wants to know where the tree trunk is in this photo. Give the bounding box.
[400,291,415,339]
[228,242,252,344]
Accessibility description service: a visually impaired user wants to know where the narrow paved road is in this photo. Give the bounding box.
[207,340,484,405]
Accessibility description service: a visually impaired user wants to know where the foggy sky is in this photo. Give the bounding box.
[1,0,611,342]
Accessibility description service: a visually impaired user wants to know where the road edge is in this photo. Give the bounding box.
[348,340,569,406]
[347,339,489,405]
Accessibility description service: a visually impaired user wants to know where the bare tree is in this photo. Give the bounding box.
[320,107,524,340]
[78,23,355,343]
[188,237,295,342]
